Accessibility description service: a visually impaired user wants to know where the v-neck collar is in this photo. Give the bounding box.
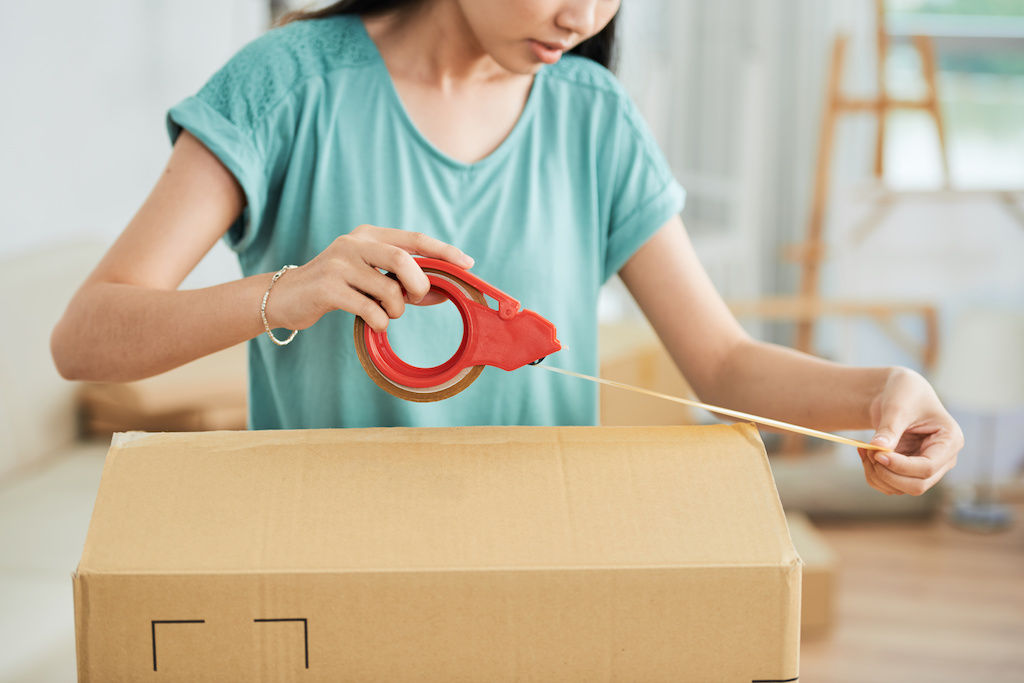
[353,15,543,173]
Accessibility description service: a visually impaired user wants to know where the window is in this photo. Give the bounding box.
[886,0,1024,188]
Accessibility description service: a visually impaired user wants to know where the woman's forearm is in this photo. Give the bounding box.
[618,218,899,434]
[51,274,273,383]
[703,338,895,433]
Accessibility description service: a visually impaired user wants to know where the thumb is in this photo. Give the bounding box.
[871,411,912,454]
[871,428,898,450]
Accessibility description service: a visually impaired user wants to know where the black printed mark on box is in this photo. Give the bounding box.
[149,618,309,671]
[752,677,799,682]
[254,617,309,669]
[150,619,205,671]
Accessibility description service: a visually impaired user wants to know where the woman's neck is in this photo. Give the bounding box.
[362,0,515,92]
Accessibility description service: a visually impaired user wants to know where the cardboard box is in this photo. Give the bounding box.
[74,425,801,682]
[599,322,697,426]
[785,511,838,638]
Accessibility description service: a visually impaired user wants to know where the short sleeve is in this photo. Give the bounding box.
[165,36,282,255]
[602,96,686,282]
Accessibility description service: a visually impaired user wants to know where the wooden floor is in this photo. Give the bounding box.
[799,504,1024,682]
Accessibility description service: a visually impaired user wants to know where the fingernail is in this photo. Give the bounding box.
[463,255,475,267]
[875,453,890,466]
[872,433,893,447]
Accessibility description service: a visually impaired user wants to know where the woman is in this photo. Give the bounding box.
[51,0,961,496]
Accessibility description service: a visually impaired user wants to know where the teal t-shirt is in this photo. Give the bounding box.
[167,14,685,429]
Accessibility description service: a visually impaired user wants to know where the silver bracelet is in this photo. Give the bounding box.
[261,265,299,346]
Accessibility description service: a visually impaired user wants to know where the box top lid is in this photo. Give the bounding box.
[78,424,796,574]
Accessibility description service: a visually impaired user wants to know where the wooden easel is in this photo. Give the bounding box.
[730,1,951,454]
[793,0,950,354]
[766,2,1024,454]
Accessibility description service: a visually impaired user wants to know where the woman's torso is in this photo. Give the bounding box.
[166,14,683,428]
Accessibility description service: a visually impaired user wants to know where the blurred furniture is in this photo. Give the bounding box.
[933,308,1024,532]
[799,503,1024,681]
[787,0,1023,365]
[0,241,249,481]
[867,0,949,183]
[770,446,942,519]
[0,241,246,679]
[785,511,838,639]
[0,241,110,680]
[598,321,696,426]
[728,297,939,371]
[844,185,1024,247]
[79,345,246,436]
[0,241,108,481]
[793,0,949,354]
[756,0,973,452]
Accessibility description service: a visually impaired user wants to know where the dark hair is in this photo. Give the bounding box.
[275,0,618,70]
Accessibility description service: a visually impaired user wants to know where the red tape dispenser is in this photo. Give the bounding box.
[354,257,562,402]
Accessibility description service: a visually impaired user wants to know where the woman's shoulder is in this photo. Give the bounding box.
[542,54,629,101]
[196,15,376,133]
[538,55,648,133]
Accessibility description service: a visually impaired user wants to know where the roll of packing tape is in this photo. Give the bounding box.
[354,258,881,452]
[354,257,562,402]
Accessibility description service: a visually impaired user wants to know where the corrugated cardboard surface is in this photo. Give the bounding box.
[75,425,801,682]
[786,511,838,638]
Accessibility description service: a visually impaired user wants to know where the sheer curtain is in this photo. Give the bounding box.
[608,0,875,325]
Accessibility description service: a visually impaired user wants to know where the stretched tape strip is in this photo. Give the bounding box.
[532,364,884,451]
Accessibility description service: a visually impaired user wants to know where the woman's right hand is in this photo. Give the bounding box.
[264,224,474,333]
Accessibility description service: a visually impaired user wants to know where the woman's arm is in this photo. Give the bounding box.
[620,215,962,495]
[51,130,254,381]
[51,131,472,383]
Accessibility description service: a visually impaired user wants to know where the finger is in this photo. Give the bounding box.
[376,253,450,306]
[361,243,432,303]
[871,457,948,496]
[872,427,959,478]
[871,449,941,479]
[859,451,902,495]
[339,290,389,332]
[383,269,449,306]
[901,438,960,487]
[859,451,903,495]
[870,409,915,453]
[908,456,957,497]
[410,290,449,306]
[371,227,474,268]
[877,461,952,496]
[348,267,406,319]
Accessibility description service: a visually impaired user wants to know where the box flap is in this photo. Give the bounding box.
[78,424,795,574]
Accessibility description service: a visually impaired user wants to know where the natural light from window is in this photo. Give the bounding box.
[886,0,1024,188]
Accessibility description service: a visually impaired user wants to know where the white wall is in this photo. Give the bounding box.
[0,0,266,284]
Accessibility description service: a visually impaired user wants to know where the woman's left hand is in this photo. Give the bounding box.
[857,367,964,496]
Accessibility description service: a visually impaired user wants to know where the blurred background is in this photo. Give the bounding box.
[1,0,1022,680]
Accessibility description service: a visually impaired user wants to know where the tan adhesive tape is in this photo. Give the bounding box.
[531,364,884,451]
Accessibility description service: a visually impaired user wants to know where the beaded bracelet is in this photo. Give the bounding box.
[260,265,299,346]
